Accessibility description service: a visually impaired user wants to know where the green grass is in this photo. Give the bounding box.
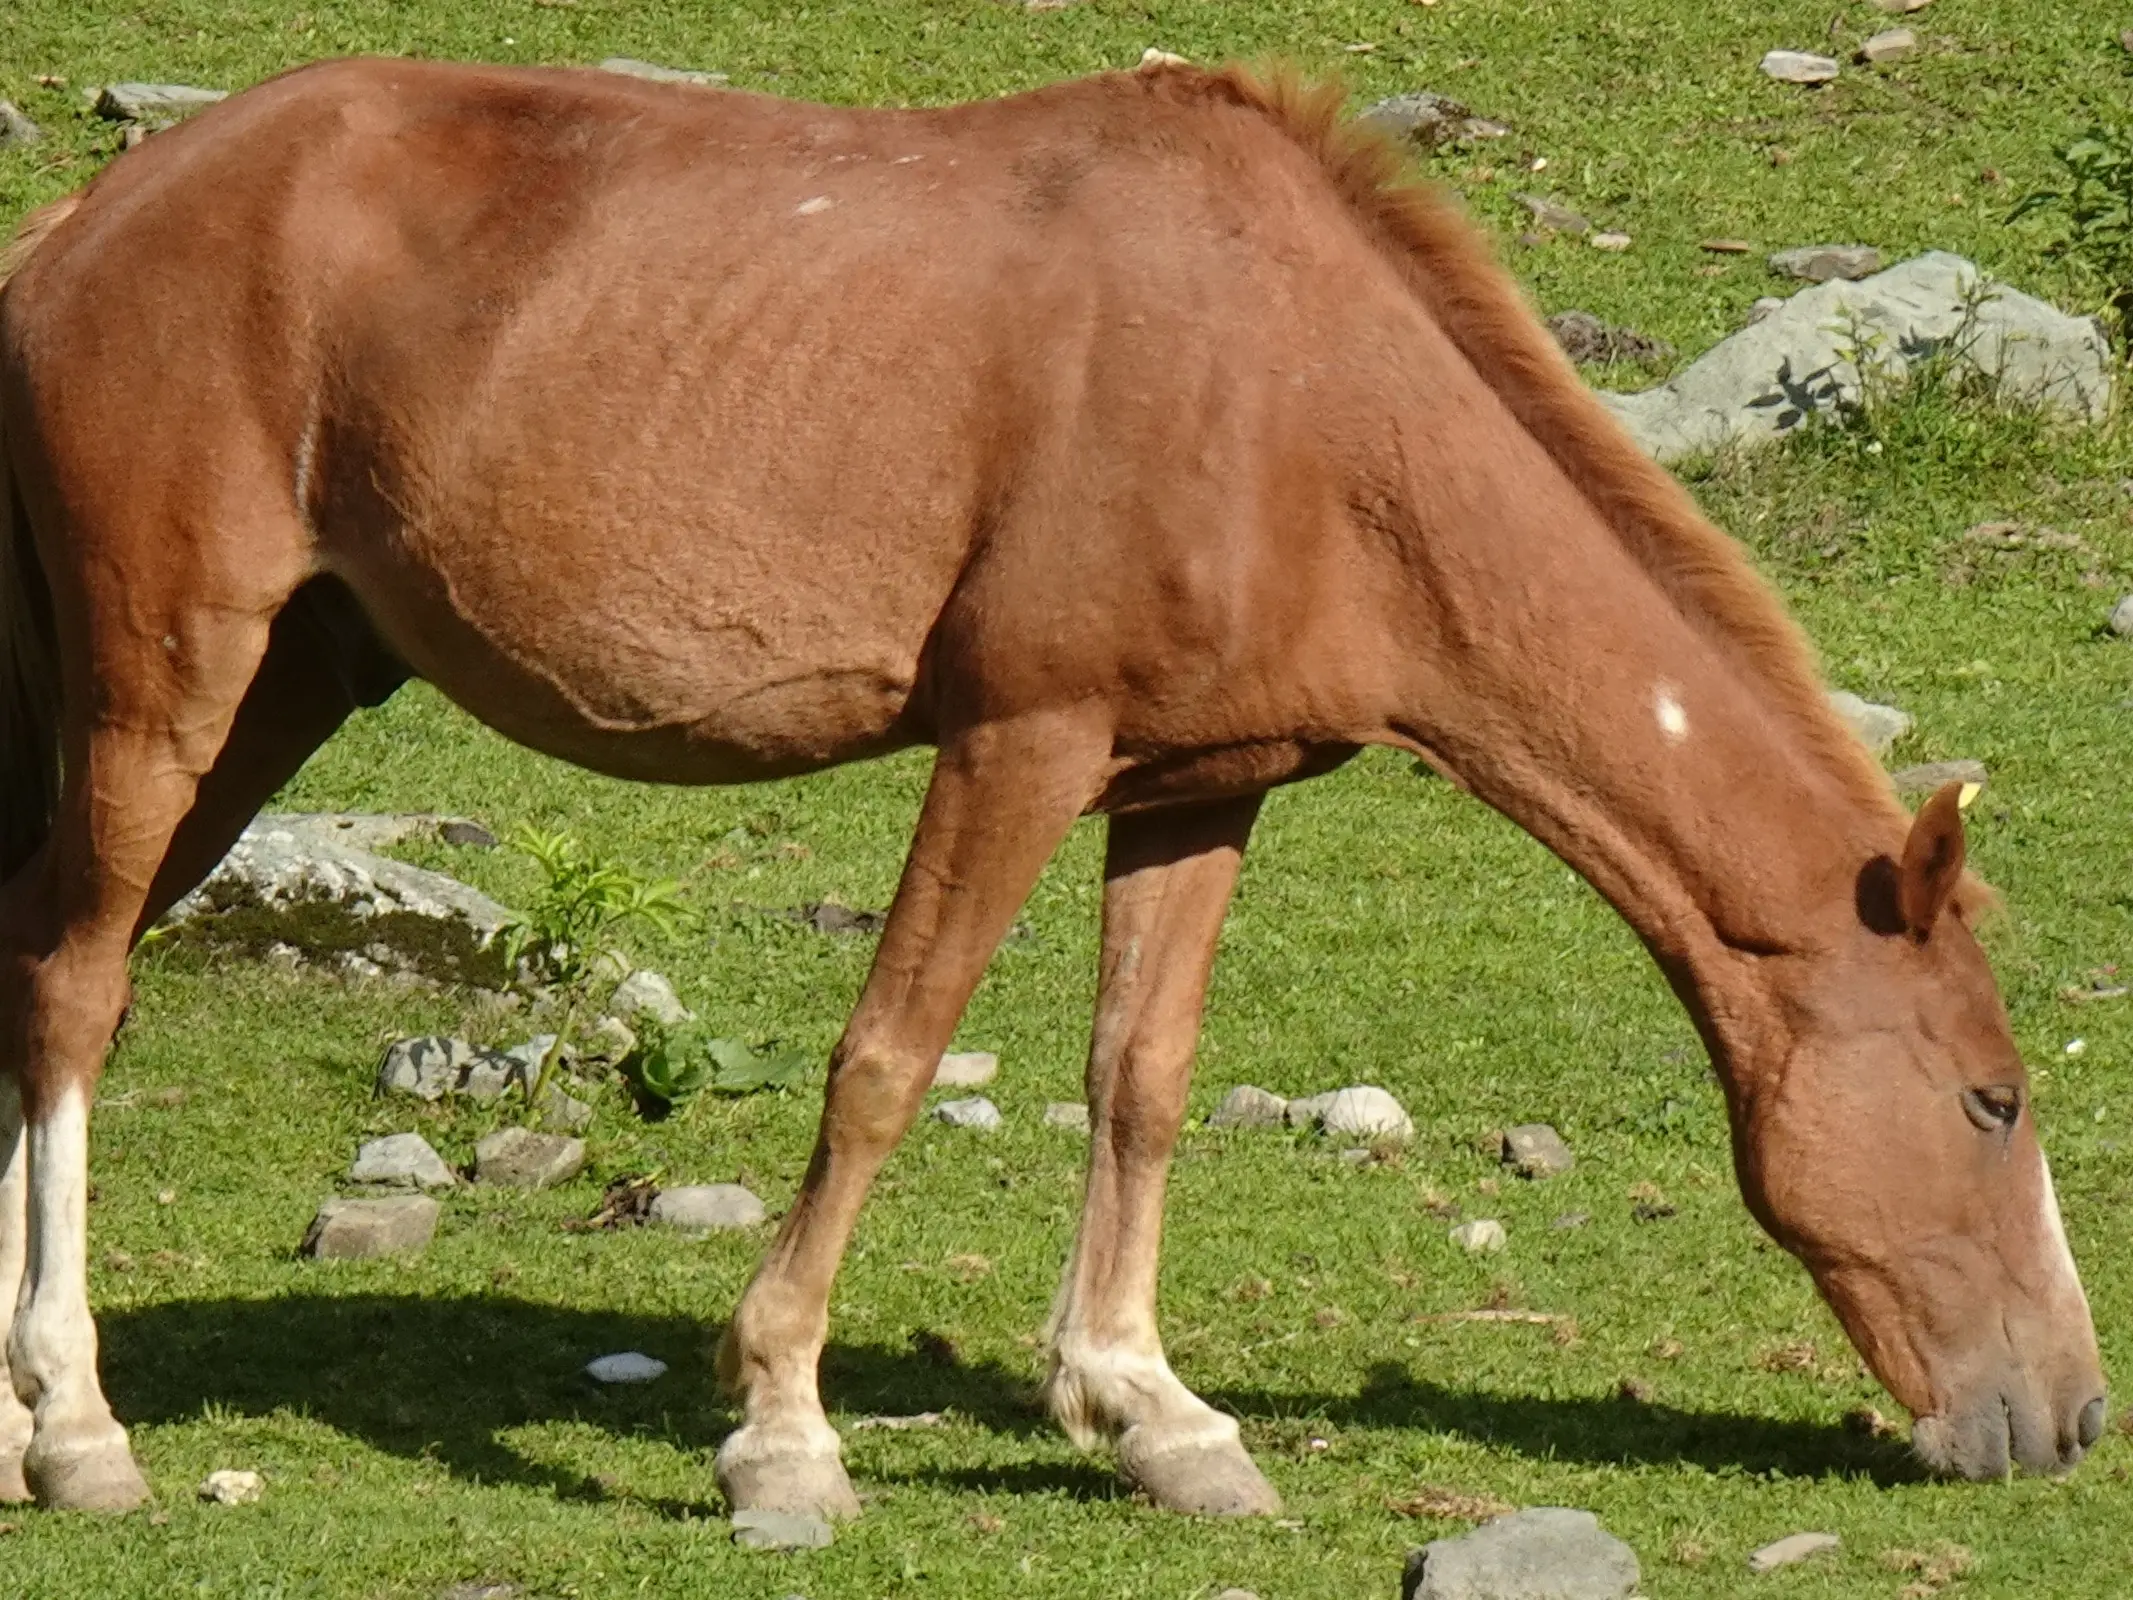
[5,3,2133,1596]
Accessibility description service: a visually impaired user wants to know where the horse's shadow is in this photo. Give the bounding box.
[99,1295,1917,1509]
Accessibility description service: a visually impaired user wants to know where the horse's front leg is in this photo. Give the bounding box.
[1043,793,1282,1516]
[0,1077,32,1502]
[715,708,1111,1519]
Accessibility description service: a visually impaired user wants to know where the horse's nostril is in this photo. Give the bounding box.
[2078,1397,2107,1450]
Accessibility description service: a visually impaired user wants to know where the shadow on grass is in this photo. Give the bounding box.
[99,1295,1914,1505]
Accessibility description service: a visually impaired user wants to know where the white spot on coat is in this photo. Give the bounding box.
[1654,683,1689,743]
[794,195,833,217]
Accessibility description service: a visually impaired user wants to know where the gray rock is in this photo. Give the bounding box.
[1769,243,1884,283]
[375,1035,482,1101]
[1589,231,1633,253]
[438,819,498,848]
[597,57,728,87]
[1357,91,1511,150]
[1404,1508,1640,1600]
[1597,254,2115,463]
[1760,50,1841,84]
[933,1096,1001,1131]
[649,1183,765,1230]
[588,1015,639,1059]
[732,1508,834,1551]
[165,814,514,984]
[1450,1219,1508,1254]
[93,82,227,122]
[933,1050,999,1088]
[349,1133,457,1189]
[2110,594,2133,636]
[474,1127,586,1189]
[438,1585,521,1600]
[1209,1085,1290,1129]
[1747,1531,1840,1573]
[1891,758,1987,796]
[1503,1124,1574,1179]
[1828,690,1914,756]
[197,1468,263,1505]
[1043,1101,1091,1131]
[302,1195,440,1259]
[585,1351,667,1383]
[1285,1091,1339,1129]
[537,1086,595,1133]
[1321,1086,1415,1144]
[1858,27,1918,62]
[608,969,690,1026]
[1871,0,1933,11]
[1746,295,1787,325]
[1516,194,1590,235]
[0,102,41,147]
[1214,1592,1262,1600]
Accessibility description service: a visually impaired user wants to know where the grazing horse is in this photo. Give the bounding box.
[0,57,2104,1516]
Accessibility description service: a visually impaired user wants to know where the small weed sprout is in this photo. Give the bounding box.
[2011,125,2133,336]
[497,825,691,1122]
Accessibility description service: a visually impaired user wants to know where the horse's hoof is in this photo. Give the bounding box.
[715,1431,862,1521]
[1122,1434,1283,1517]
[24,1436,150,1512]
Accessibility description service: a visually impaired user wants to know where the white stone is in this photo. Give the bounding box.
[1590,231,1632,252]
[1284,1091,1339,1129]
[1828,690,1914,755]
[1043,1101,1091,1131]
[1760,50,1841,84]
[607,969,691,1026]
[597,57,727,87]
[1598,254,2115,463]
[94,82,226,121]
[933,1050,998,1088]
[1321,1086,1415,1144]
[1450,1219,1508,1253]
[2110,595,2133,637]
[1747,1531,1840,1573]
[198,1468,262,1505]
[1859,27,1918,62]
[585,1351,668,1384]
[303,1195,440,1259]
[348,1132,457,1189]
[649,1183,765,1230]
[1209,1085,1290,1128]
[933,1096,1002,1130]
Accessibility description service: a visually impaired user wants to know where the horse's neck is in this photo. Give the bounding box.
[1373,439,1897,1065]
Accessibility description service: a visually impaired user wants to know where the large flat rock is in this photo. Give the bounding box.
[1598,253,2113,464]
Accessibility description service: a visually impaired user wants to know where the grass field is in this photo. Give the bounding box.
[5,3,2133,1596]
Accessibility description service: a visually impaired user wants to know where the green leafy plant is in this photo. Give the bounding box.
[496,825,691,1122]
[620,1019,809,1114]
[2011,124,2133,332]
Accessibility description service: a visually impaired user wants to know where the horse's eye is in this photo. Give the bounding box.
[1962,1085,2022,1133]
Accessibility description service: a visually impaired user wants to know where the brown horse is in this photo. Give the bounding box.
[0,57,2104,1516]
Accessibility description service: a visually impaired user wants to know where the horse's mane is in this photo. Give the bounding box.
[1144,62,1913,841]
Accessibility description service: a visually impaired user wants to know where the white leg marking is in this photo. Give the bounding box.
[1653,682,1689,744]
[13,1087,99,1419]
[0,1080,32,1492]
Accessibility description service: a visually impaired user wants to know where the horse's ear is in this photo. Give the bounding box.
[1898,782,1968,939]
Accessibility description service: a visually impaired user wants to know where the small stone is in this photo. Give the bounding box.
[1747,1531,1840,1573]
[0,102,41,147]
[348,1132,457,1189]
[1403,1507,1640,1600]
[1338,1147,1375,1166]
[1871,0,1933,12]
[588,1015,639,1059]
[1213,1591,1262,1600]
[1858,27,1918,62]
[597,57,728,87]
[1209,1085,1290,1129]
[437,819,498,848]
[197,1469,262,1505]
[1322,1086,1415,1144]
[1746,295,1788,325]
[1503,1124,1574,1179]
[585,1351,667,1384]
[1551,1211,1591,1230]
[608,969,691,1026]
[732,1508,835,1551]
[1589,231,1632,252]
[1891,759,1988,796]
[933,1096,1002,1131]
[1701,238,1753,254]
[1139,48,1191,69]
[302,1195,440,1260]
[933,1051,999,1088]
[1769,243,1884,282]
[375,1035,478,1100]
[2110,594,2133,636]
[538,1085,596,1133]
[648,1183,765,1230]
[1760,50,1842,85]
[1516,194,1590,234]
[438,1585,520,1600]
[1284,1091,1339,1129]
[1356,91,1511,150]
[1450,1219,1508,1254]
[1043,1101,1091,1131]
[474,1127,586,1189]
[1547,311,1673,366]
[94,82,227,121]
[1828,690,1913,755]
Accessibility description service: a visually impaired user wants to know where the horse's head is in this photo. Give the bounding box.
[1730,783,2104,1479]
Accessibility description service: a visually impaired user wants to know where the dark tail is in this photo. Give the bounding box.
[0,194,80,884]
